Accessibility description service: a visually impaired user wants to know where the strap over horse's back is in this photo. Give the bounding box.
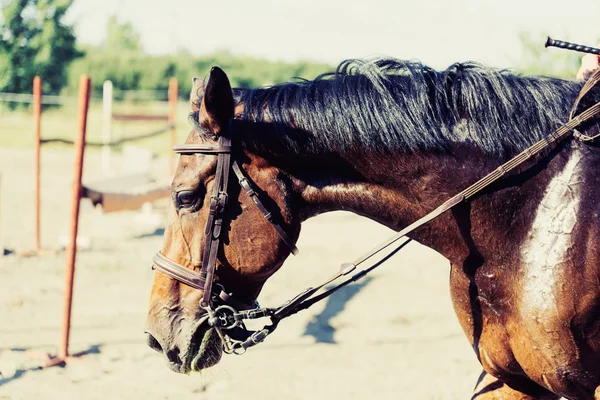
[546,37,600,143]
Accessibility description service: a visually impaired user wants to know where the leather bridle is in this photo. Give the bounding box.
[153,69,600,355]
[152,124,301,352]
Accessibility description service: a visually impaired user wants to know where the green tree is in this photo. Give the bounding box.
[66,46,333,99]
[103,15,141,53]
[0,0,82,96]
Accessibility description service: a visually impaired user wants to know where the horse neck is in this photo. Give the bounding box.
[283,143,557,265]
[234,71,582,263]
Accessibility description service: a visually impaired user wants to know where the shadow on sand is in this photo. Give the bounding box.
[302,277,373,344]
[134,228,164,239]
[0,344,102,387]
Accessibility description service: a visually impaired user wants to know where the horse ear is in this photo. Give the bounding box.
[190,77,204,111]
[199,67,234,135]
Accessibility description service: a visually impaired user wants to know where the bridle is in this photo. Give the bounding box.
[152,125,301,353]
[153,70,600,355]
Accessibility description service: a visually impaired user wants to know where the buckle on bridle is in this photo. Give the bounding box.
[221,326,275,355]
[200,289,277,356]
[217,191,228,209]
[208,196,219,215]
[206,305,243,330]
[237,177,255,196]
[208,192,228,215]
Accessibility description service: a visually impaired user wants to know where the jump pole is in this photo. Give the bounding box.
[45,75,91,367]
[33,76,42,252]
[168,77,178,176]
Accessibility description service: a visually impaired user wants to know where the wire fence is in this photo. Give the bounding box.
[0,82,180,158]
[40,123,174,147]
[0,90,171,105]
[0,92,83,105]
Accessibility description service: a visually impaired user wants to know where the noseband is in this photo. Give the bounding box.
[153,70,600,355]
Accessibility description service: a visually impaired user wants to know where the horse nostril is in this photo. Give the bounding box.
[146,333,184,369]
[146,333,163,354]
[165,347,182,365]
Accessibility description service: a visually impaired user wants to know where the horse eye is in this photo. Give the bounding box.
[175,190,196,208]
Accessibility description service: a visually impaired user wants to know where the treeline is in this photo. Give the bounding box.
[65,47,334,100]
[65,33,587,102]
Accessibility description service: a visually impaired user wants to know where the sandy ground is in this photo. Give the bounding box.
[0,147,482,400]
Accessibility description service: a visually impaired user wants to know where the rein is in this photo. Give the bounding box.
[153,69,600,355]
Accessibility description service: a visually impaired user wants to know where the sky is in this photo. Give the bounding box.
[66,0,600,70]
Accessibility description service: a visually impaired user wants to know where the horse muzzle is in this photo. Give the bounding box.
[145,315,223,373]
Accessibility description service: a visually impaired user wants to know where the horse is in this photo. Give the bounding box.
[144,58,600,399]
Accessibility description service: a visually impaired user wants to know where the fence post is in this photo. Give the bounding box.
[102,80,113,176]
[59,75,91,361]
[168,77,178,176]
[33,76,42,252]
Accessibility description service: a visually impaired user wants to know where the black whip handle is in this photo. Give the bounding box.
[545,37,600,56]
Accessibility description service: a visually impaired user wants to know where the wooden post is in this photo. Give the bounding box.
[33,76,42,252]
[59,75,91,361]
[102,80,113,176]
[168,77,178,176]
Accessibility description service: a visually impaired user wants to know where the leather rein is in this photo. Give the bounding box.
[153,69,600,355]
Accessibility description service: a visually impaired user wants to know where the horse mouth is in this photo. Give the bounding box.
[187,325,223,372]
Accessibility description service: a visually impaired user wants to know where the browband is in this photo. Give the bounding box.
[173,144,232,154]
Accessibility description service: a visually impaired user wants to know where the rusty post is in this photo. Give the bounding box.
[33,76,42,252]
[59,75,91,360]
[168,77,178,176]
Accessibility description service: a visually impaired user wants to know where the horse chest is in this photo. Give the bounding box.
[519,150,585,320]
[449,150,589,378]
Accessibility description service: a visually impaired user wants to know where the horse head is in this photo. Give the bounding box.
[145,67,301,373]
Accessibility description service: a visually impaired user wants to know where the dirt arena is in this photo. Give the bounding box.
[0,147,482,399]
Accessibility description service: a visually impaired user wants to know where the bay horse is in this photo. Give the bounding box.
[145,59,600,399]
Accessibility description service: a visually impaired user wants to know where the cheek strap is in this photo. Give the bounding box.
[231,161,299,256]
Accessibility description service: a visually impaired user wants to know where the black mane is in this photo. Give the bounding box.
[196,59,584,157]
